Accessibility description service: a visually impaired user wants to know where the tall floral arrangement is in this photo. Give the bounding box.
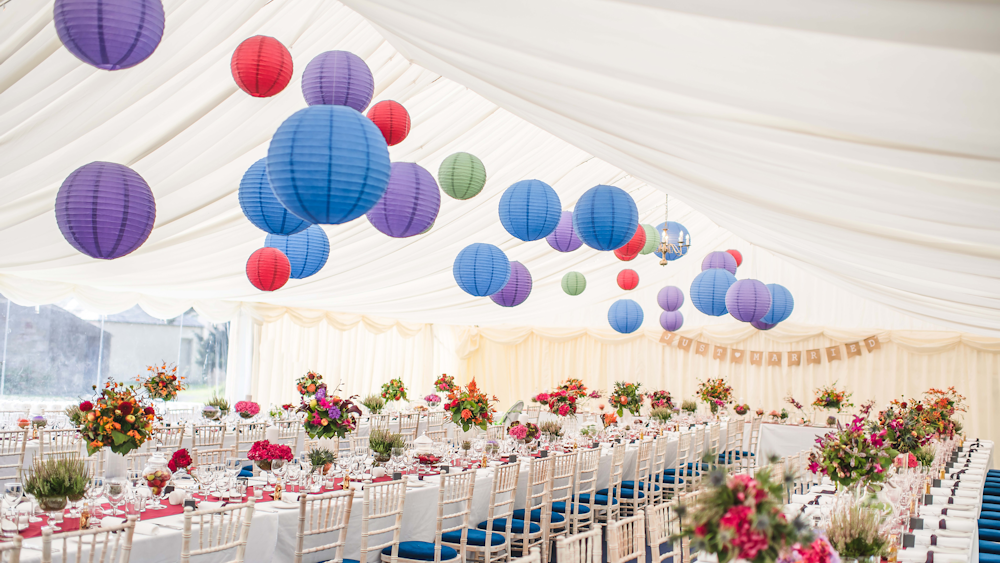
[433,374,456,393]
[299,384,361,439]
[808,404,897,489]
[609,381,643,416]
[545,389,579,417]
[648,390,674,410]
[381,378,407,402]
[875,399,932,453]
[812,383,854,412]
[444,379,498,432]
[921,387,965,438]
[138,363,185,401]
[74,380,157,455]
[557,378,588,399]
[696,378,733,414]
[295,371,322,396]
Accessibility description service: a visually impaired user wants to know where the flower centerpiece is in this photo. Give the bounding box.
[733,404,750,416]
[875,399,932,454]
[444,378,498,432]
[696,378,733,414]
[207,395,230,417]
[812,383,854,412]
[648,390,674,410]
[202,405,220,420]
[769,410,782,422]
[299,384,361,439]
[682,400,698,414]
[369,428,405,464]
[247,440,293,472]
[545,389,579,417]
[588,389,603,400]
[602,413,618,427]
[381,378,408,402]
[808,404,897,490]
[424,394,441,407]
[24,457,90,527]
[307,448,337,475]
[825,503,890,561]
[539,420,562,439]
[650,407,673,423]
[433,374,456,393]
[921,387,965,438]
[609,381,644,416]
[295,371,323,396]
[558,378,588,399]
[74,380,157,456]
[508,421,539,442]
[138,362,186,402]
[361,394,385,414]
[168,448,192,473]
[234,400,260,419]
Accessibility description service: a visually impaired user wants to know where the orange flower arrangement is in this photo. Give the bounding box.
[444,379,497,432]
[295,371,322,396]
[74,380,158,455]
[138,363,185,401]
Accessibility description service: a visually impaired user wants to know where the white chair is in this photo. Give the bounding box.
[561,447,599,535]
[359,479,407,562]
[294,490,354,563]
[426,412,446,432]
[38,429,81,460]
[554,526,601,563]
[742,417,763,474]
[426,430,448,443]
[645,501,682,563]
[397,414,420,440]
[126,450,155,473]
[448,462,517,563]
[191,424,225,449]
[0,535,20,563]
[525,405,541,424]
[614,439,655,516]
[0,429,28,483]
[607,509,646,563]
[42,514,136,563]
[545,452,576,542]
[191,446,237,468]
[485,426,503,442]
[510,547,541,563]
[719,419,744,475]
[486,456,551,563]
[274,420,300,450]
[648,436,669,505]
[659,431,693,502]
[180,498,255,563]
[151,426,185,452]
[590,443,625,523]
[385,471,474,562]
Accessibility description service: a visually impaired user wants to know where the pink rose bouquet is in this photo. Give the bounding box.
[234,400,260,419]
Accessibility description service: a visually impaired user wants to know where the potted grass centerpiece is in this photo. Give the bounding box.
[369,428,405,465]
[24,457,90,531]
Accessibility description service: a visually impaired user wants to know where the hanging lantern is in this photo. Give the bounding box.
[690,269,736,317]
[267,105,390,225]
[366,162,440,238]
[238,158,310,235]
[639,224,660,255]
[654,221,691,261]
[617,269,639,291]
[761,283,794,324]
[561,272,586,296]
[264,225,329,279]
[230,36,293,97]
[701,251,737,275]
[613,225,646,261]
[498,180,561,241]
[490,261,532,307]
[366,100,411,146]
[438,153,486,200]
[608,299,644,334]
[659,310,683,332]
[301,51,374,111]
[751,319,778,331]
[572,185,638,251]
[657,286,684,311]
[726,249,743,267]
[246,247,291,291]
[54,0,165,70]
[420,220,435,235]
[546,211,583,253]
[725,279,772,323]
[453,243,511,297]
[55,161,156,259]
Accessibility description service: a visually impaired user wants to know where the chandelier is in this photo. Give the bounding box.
[658,194,690,266]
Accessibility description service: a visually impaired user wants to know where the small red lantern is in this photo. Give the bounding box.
[231,36,293,98]
[613,225,645,261]
[246,247,291,291]
[617,269,639,291]
[726,249,743,267]
[366,100,411,146]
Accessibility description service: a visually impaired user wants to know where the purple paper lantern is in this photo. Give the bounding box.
[725,279,772,323]
[366,163,441,238]
[54,0,165,70]
[546,211,582,252]
[702,251,737,275]
[55,162,156,259]
[657,286,684,311]
[751,319,778,331]
[490,261,532,307]
[301,51,374,111]
[659,310,684,332]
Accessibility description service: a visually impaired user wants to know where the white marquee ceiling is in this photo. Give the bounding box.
[0,0,996,334]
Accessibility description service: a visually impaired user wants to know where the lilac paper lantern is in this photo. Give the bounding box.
[702,251,737,275]
[725,279,772,323]
[55,162,156,259]
[366,163,440,238]
[490,261,532,307]
[659,310,684,332]
[54,0,165,70]
[657,286,684,312]
[751,319,778,331]
[301,51,374,111]
[546,211,582,252]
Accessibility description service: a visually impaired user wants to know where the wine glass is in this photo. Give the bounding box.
[3,483,22,538]
[85,477,105,518]
[106,479,126,516]
[390,447,404,474]
[226,459,243,490]
[285,461,301,492]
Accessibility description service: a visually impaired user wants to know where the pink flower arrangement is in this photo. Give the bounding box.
[234,400,260,419]
[423,393,441,404]
[545,389,579,417]
[588,390,602,399]
[508,424,528,440]
[535,393,550,403]
[247,439,293,462]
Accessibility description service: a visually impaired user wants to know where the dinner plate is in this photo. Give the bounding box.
[1,519,28,532]
[268,499,301,509]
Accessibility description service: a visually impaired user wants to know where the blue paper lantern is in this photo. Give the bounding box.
[653,221,691,261]
[267,105,390,225]
[701,251,737,275]
[761,283,794,324]
[54,0,165,71]
[238,158,310,236]
[498,180,561,241]
[453,243,511,297]
[264,225,329,279]
[301,51,374,111]
[690,269,736,317]
[572,185,638,251]
[608,299,644,334]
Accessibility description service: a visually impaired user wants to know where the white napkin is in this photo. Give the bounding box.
[929,487,977,498]
[955,452,991,461]
[909,531,970,550]
[197,501,224,511]
[100,517,126,529]
[925,495,975,507]
[914,518,973,533]
[920,506,975,519]
[133,522,161,536]
[897,549,969,563]
[808,485,836,495]
[934,479,980,489]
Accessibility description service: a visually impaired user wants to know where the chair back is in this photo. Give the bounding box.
[663,431,691,500]
[0,429,28,482]
[367,414,390,428]
[607,509,646,563]
[42,514,136,563]
[522,455,553,562]
[359,479,407,561]
[745,417,763,459]
[570,447,600,534]
[485,426,503,442]
[604,443,626,521]
[191,424,225,449]
[397,414,420,440]
[126,451,156,473]
[550,452,577,518]
[0,535,20,563]
[645,501,681,563]
[235,422,267,459]
[192,446,237,468]
[432,470,476,562]
[274,420,300,450]
[481,461,520,550]
[426,430,448,442]
[152,426,185,451]
[302,440,320,454]
[707,423,721,456]
[39,429,82,460]
[525,405,541,423]
[426,412,446,432]
[510,547,541,563]
[181,499,255,563]
[293,490,353,563]
[554,527,601,563]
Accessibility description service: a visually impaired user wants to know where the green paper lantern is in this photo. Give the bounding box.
[438,152,486,200]
[561,271,586,296]
[639,223,660,255]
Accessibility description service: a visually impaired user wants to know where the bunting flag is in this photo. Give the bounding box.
[694,341,710,356]
[787,351,801,366]
[767,351,782,366]
[825,345,841,362]
[713,345,727,360]
[750,351,763,366]
[865,334,882,352]
[806,349,822,365]
[730,349,745,364]
[677,336,692,351]
[659,331,676,345]
[657,331,884,369]
[845,342,862,357]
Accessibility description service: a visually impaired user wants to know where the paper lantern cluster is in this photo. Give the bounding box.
[491,261,532,307]
[246,247,291,291]
[561,272,586,296]
[573,185,638,251]
[609,299,643,334]
[366,163,440,238]
[613,225,646,261]
[499,180,561,241]
[617,269,638,291]
[691,249,795,330]
[690,269,737,316]
[656,286,684,331]
[702,251,737,275]
[54,0,165,71]
[438,153,486,200]
[726,279,771,323]
[453,243,511,297]
[264,225,329,279]
[366,100,411,146]
[238,158,310,235]
[231,36,293,97]
[301,51,374,111]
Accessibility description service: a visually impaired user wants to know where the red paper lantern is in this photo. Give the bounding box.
[617,269,639,290]
[366,100,411,146]
[231,36,293,98]
[246,247,291,291]
[613,225,645,261]
[726,249,743,267]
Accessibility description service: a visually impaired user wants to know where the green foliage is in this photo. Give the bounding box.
[539,420,563,438]
[913,446,935,467]
[307,447,336,470]
[24,457,90,500]
[650,407,673,422]
[369,428,405,456]
[207,395,230,413]
[681,400,697,413]
[827,504,889,558]
[361,395,385,414]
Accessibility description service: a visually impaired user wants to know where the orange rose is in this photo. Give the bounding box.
[461,409,472,420]
[307,384,316,392]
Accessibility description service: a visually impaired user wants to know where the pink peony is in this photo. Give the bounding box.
[508,425,528,440]
[558,404,569,416]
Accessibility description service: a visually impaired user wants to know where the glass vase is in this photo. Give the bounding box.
[141,452,172,510]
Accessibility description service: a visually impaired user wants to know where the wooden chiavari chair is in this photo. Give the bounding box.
[293,490,353,563]
[539,452,575,543]
[482,456,552,563]
[41,515,136,563]
[151,426,185,452]
[38,428,82,461]
[302,439,320,454]
[677,489,705,563]
[235,422,266,459]
[648,436,669,505]
[191,424,225,450]
[126,451,155,473]
[593,443,625,523]
[560,447,599,534]
[426,430,448,443]
[452,462,517,562]
[180,499,255,563]
[389,471,474,562]
[274,420,300,450]
[0,535,20,562]
[191,446,237,468]
[554,526,600,563]
[614,439,655,516]
[510,547,540,563]
[658,431,693,502]
[646,501,682,563]
[607,509,646,563]
[485,426,503,442]
[742,417,763,475]
[525,405,541,424]
[0,429,28,483]
[359,479,407,562]
[368,414,390,429]
[397,414,420,441]
[426,412,446,433]
[707,423,721,460]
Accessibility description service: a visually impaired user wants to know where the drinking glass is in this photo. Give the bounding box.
[390,447,404,474]
[105,479,126,516]
[285,461,301,491]
[23,493,42,523]
[226,459,243,489]
[3,483,22,538]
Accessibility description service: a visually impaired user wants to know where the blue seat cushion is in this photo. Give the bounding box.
[662,468,700,477]
[574,493,618,506]
[982,553,1000,563]
[989,469,1000,476]
[981,519,1000,530]
[382,541,458,561]
[552,501,590,515]
[686,462,711,471]
[477,519,541,534]
[983,530,1000,542]
[598,487,644,499]
[983,505,1000,514]
[620,480,660,491]
[981,541,1000,555]
[985,495,1000,504]
[986,488,1000,496]
[657,475,685,484]
[442,529,506,547]
[342,560,360,563]
[512,509,565,523]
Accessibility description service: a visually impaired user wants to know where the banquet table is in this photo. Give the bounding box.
[757,422,832,459]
